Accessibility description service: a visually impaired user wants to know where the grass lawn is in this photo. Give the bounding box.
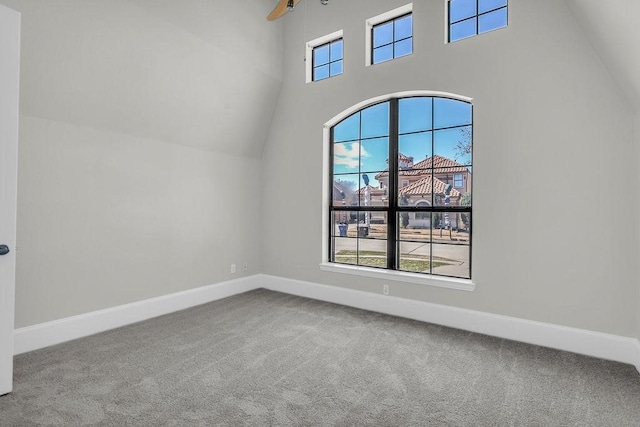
[335,250,450,272]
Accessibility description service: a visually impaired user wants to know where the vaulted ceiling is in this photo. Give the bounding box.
[5,0,639,160]
[7,0,284,157]
[564,0,640,111]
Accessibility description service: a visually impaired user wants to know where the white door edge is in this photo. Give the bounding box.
[0,3,20,396]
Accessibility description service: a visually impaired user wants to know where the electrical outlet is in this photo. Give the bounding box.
[243,262,248,271]
[230,264,236,274]
[383,284,389,295]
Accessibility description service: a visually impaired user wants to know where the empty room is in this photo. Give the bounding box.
[1,0,639,425]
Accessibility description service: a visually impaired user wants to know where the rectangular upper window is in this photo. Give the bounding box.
[365,4,413,66]
[447,0,508,43]
[313,39,344,81]
[306,30,344,83]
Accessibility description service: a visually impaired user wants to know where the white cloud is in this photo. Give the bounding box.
[334,142,368,170]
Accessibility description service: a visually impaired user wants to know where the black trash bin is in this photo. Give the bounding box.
[357,226,369,237]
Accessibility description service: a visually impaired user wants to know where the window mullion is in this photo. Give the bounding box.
[387,99,399,270]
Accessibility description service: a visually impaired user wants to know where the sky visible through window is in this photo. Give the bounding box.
[333,98,472,189]
[449,0,507,42]
[314,39,343,81]
[372,14,413,64]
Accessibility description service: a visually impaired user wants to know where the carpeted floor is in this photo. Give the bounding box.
[1,289,639,426]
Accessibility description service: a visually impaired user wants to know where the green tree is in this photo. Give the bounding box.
[454,127,472,164]
[460,192,471,231]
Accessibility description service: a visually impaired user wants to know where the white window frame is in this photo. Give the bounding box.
[365,3,413,67]
[321,90,475,292]
[306,29,344,84]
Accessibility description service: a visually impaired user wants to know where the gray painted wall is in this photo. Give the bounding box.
[262,0,638,336]
[6,0,280,327]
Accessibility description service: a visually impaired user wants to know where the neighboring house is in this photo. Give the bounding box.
[354,154,471,229]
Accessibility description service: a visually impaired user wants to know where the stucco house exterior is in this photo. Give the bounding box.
[353,154,472,229]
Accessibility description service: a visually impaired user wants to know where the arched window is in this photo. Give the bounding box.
[326,93,472,279]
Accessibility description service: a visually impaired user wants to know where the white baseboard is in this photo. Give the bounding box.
[14,273,640,376]
[14,275,261,355]
[259,274,640,374]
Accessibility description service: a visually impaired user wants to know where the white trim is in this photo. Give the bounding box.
[365,3,413,66]
[306,29,343,84]
[0,4,20,396]
[322,91,474,291]
[320,263,474,291]
[324,91,472,129]
[13,275,262,355]
[260,274,640,373]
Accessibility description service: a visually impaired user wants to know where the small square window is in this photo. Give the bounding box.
[372,13,413,65]
[306,30,344,83]
[365,4,413,67]
[447,0,507,43]
[313,39,343,81]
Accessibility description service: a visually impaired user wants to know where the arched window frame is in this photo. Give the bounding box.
[320,91,475,291]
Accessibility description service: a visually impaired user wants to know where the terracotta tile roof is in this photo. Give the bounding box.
[376,154,468,179]
[399,175,461,197]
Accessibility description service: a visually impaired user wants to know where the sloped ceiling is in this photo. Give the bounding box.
[5,0,284,157]
[564,0,640,111]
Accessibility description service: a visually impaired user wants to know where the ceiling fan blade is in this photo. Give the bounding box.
[267,0,301,21]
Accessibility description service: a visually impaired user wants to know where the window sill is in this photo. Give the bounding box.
[319,263,475,292]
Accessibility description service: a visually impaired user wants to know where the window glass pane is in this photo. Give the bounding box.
[394,15,412,40]
[332,211,351,236]
[333,142,362,174]
[432,176,459,208]
[357,221,387,268]
[356,212,387,240]
[314,65,329,81]
[434,98,472,129]
[314,44,330,66]
[360,137,389,173]
[398,174,434,205]
[399,240,432,273]
[449,0,477,23]
[332,181,356,211]
[479,0,507,14]
[459,193,472,230]
[394,38,413,58]
[373,45,394,64]
[460,169,471,202]
[432,242,470,279]
[333,225,357,265]
[373,21,394,48]
[434,126,472,166]
[361,102,389,139]
[334,113,360,142]
[478,8,507,34]
[449,18,476,42]
[399,132,432,167]
[399,97,433,134]
[399,209,432,241]
[330,39,343,61]
[330,60,343,76]
[333,174,361,207]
